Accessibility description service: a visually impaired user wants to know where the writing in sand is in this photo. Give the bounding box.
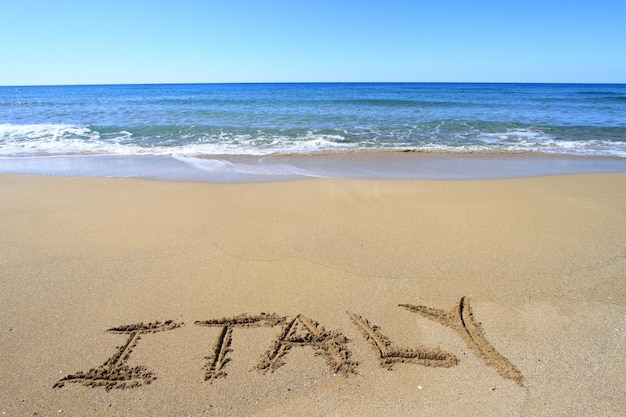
[53,297,524,391]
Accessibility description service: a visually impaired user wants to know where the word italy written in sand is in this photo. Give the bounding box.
[53,297,524,391]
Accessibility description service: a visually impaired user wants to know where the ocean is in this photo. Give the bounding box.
[1,83,625,181]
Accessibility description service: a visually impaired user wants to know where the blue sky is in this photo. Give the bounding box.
[1,0,625,85]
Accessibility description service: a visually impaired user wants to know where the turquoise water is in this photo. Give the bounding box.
[1,83,626,181]
[1,83,625,157]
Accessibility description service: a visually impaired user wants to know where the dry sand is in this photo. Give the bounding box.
[0,173,624,416]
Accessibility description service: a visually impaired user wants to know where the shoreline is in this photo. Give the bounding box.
[1,173,625,416]
[1,152,626,182]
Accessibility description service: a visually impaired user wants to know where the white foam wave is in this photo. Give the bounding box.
[172,155,326,178]
[0,123,103,155]
[1,124,624,158]
[0,124,360,156]
[478,128,548,144]
[0,123,96,139]
[407,141,626,157]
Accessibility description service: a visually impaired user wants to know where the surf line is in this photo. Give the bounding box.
[53,297,524,391]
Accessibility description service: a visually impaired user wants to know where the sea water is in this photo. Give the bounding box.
[1,83,625,180]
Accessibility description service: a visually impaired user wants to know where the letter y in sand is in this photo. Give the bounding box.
[400,297,524,386]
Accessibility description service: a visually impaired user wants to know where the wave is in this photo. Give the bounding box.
[1,123,625,158]
[171,155,326,178]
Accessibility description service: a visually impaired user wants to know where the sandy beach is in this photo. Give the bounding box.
[1,173,624,416]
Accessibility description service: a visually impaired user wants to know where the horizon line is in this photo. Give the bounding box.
[2,81,626,88]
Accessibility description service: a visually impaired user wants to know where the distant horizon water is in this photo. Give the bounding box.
[1,82,625,181]
[3,81,626,88]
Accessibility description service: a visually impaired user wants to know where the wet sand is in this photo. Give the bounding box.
[1,152,626,182]
[0,173,624,416]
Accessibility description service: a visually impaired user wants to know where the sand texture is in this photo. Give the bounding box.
[1,173,625,416]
